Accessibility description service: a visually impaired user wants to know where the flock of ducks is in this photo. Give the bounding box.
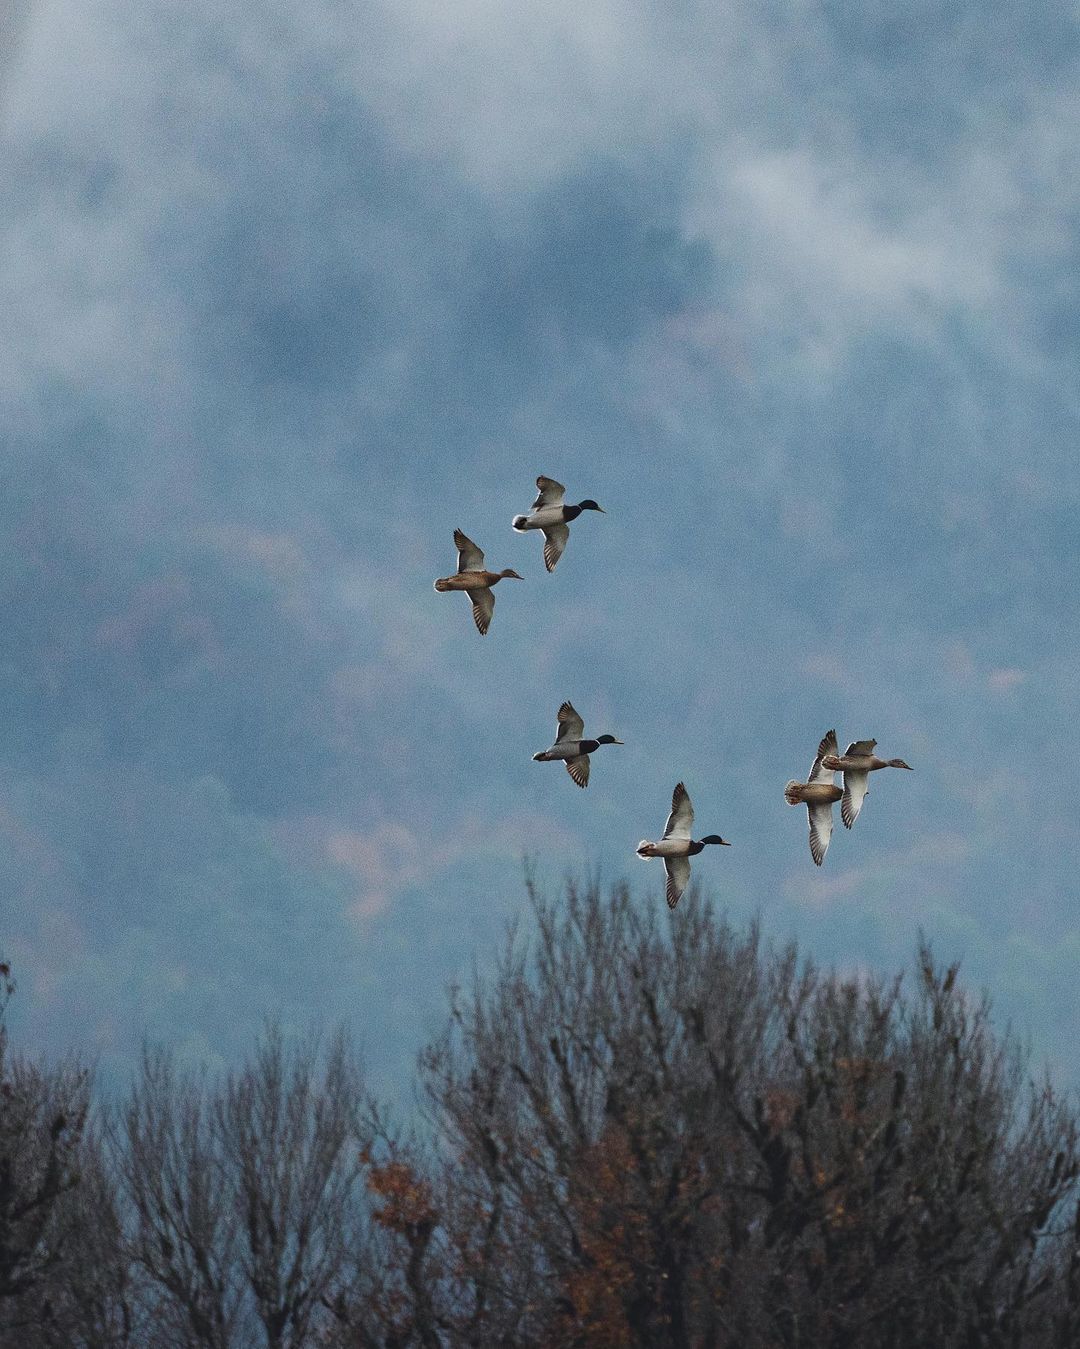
[435,475,912,906]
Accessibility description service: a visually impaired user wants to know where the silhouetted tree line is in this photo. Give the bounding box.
[3,880,1080,1347]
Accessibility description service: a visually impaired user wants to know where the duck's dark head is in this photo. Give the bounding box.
[596,735,623,746]
[577,499,605,513]
[888,758,913,770]
[499,569,525,580]
[700,835,731,846]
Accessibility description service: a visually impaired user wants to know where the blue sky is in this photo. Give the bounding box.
[3,0,1080,1093]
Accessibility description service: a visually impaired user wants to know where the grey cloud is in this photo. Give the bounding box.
[2,0,1080,1095]
[0,1,29,109]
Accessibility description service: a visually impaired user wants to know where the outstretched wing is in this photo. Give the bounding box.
[556,700,585,743]
[844,739,877,756]
[664,857,691,909]
[841,770,869,829]
[541,523,569,572]
[532,476,566,509]
[467,587,494,636]
[808,802,834,866]
[663,782,694,841]
[809,729,838,785]
[454,529,485,574]
[566,755,590,789]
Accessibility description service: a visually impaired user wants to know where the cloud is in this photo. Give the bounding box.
[987,668,1028,692]
[0,0,29,111]
[1,0,1080,1095]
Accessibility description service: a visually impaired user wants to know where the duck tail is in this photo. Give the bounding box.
[636,840,654,859]
[433,577,450,592]
[784,780,804,806]
[532,751,547,762]
[512,515,529,531]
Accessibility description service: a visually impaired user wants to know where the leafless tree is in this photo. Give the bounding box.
[114,1025,366,1347]
[23,1123,144,1349]
[115,1047,242,1348]
[0,960,96,1343]
[337,876,1080,1348]
[7,878,1080,1347]
[216,1025,365,1348]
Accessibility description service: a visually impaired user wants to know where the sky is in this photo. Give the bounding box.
[3,0,1080,1095]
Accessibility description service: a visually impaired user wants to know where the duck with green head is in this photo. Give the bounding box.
[531,700,622,788]
[512,475,605,572]
[636,782,731,908]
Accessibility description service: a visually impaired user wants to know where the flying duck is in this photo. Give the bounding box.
[636,782,731,908]
[821,740,913,829]
[531,700,623,788]
[433,529,523,635]
[512,475,605,572]
[784,730,844,866]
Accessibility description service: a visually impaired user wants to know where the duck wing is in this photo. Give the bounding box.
[663,782,694,841]
[841,770,869,829]
[532,476,566,509]
[566,755,590,789]
[809,729,838,785]
[541,523,569,572]
[664,856,691,909]
[555,700,585,743]
[807,801,834,866]
[467,586,494,636]
[844,739,877,756]
[454,529,485,574]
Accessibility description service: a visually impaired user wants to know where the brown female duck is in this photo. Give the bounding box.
[433,529,523,635]
[821,739,913,828]
[784,729,844,866]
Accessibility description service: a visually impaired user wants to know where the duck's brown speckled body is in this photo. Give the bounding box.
[434,529,522,635]
[785,730,844,866]
[821,739,913,829]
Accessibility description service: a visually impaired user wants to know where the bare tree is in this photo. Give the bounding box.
[114,1026,366,1347]
[115,1048,243,1349]
[7,879,1080,1347]
[339,877,1080,1348]
[216,1025,364,1348]
[25,1123,143,1349]
[0,960,96,1342]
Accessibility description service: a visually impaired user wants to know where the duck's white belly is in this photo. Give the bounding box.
[651,838,691,858]
[524,505,566,529]
[544,742,583,761]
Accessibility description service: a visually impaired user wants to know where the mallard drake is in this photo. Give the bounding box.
[784,730,844,866]
[433,529,523,635]
[512,475,605,572]
[821,740,913,829]
[636,782,730,908]
[531,700,623,788]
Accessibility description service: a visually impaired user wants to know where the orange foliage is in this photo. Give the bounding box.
[559,1127,647,1347]
[366,1159,437,1235]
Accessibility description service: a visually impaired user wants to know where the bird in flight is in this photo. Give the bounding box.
[512,475,605,572]
[433,529,523,635]
[784,729,843,865]
[821,739,913,829]
[636,782,731,908]
[531,700,623,788]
